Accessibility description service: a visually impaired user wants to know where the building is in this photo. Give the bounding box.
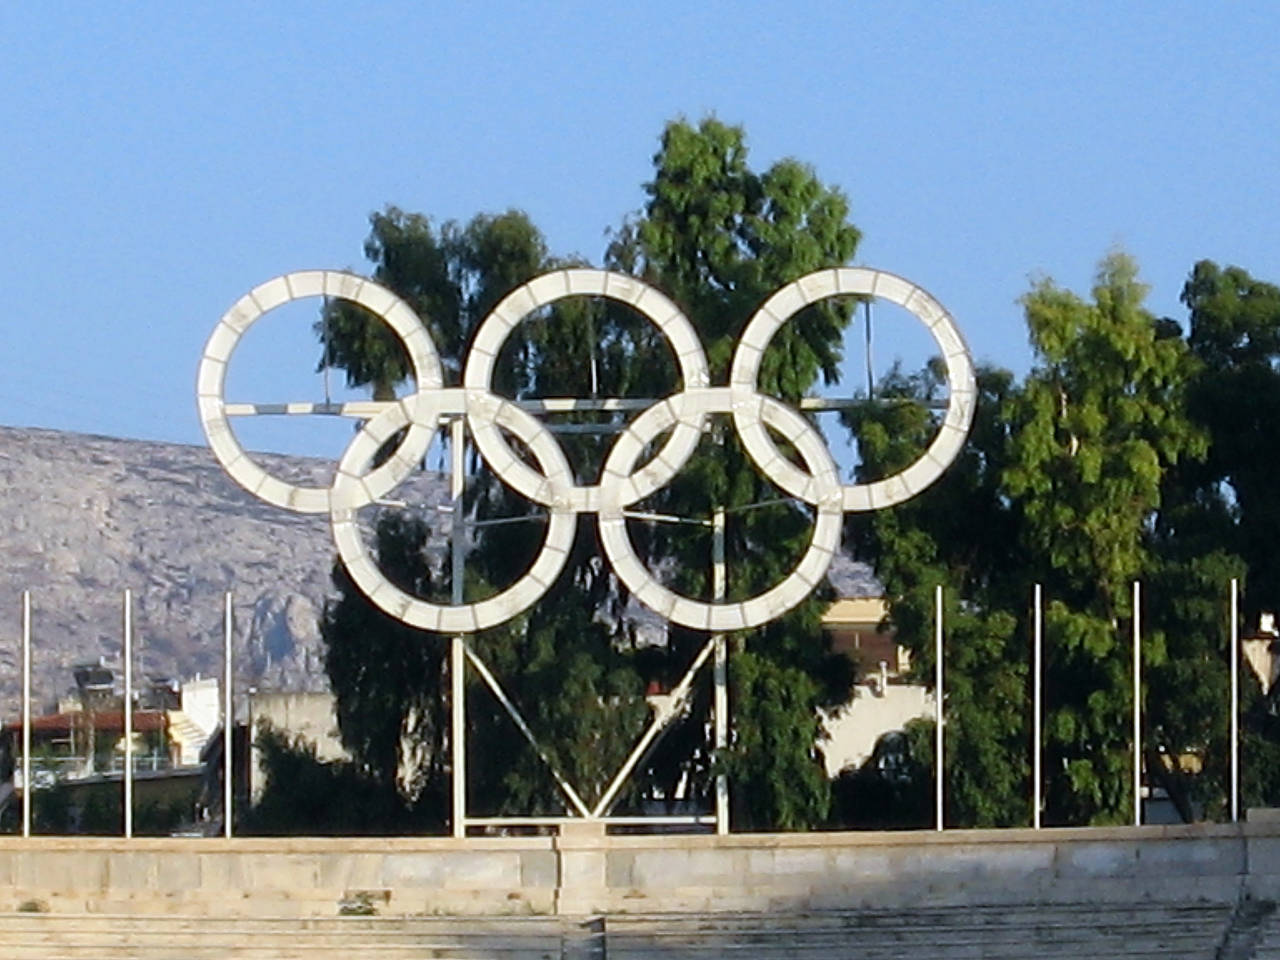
[820,597,934,777]
[0,666,223,830]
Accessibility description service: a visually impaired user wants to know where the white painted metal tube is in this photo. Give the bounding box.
[450,416,466,838]
[223,591,233,839]
[1033,583,1042,830]
[1133,580,1141,827]
[935,584,944,832]
[1231,577,1240,823]
[22,591,31,838]
[451,637,465,836]
[123,589,133,838]
[713,508,728,836]
[593,637,718,818]
[463,644,592,819]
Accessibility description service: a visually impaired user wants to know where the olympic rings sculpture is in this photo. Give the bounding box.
[198,267,975,634]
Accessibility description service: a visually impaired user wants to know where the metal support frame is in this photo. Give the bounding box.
[123,589,133,838]
[1133,580,1142,827]
[1231,577,1240,823]
[447,483,731,832]
[712,508,728,835]
[196,265,979,838]
[450,416,467,838]
[463,644,591,819]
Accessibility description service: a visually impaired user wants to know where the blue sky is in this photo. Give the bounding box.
[1,2,1277,462]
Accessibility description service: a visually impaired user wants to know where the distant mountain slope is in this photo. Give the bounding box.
[0,425,448,717]
[0,424,881,719]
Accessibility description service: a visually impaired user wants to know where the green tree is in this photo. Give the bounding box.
[319,513,451,823]
[604,117,861,829]
[843,361,1028,827]
[1008,254,1207,824]
[314,117,864,831]
[1172,261,1280,812]
[1180,262,1280,621]
[316,206,655,822]
[846,253,1226,828]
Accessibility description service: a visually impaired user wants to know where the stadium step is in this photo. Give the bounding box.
[0,901,1237,960]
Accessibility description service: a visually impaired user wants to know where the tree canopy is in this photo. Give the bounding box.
[254,116,1280,834]
[311,118,864,831]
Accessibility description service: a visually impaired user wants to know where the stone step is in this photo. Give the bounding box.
[601,905,1231,960]
[1249,910,1280,959]
[603,935,1223,959]
[605,914,1230,940]
[0,915,567,934]
[0,905,1233,960]
[604,950,1215,960]
[2,950,500,960]
[606,902,1229,930]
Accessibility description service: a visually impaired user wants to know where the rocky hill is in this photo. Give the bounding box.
[0,425,450,719]
[0,424,879,720]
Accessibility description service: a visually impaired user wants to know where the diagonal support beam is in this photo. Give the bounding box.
[591,635,718,819]
[462,643,592,819]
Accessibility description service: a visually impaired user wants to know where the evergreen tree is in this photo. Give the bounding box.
[847,253,1219,827]
[604,118,861,828]
[314,118,865,830]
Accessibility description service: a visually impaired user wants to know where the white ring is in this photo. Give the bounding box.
[597,390,843,631]
[196,270,444,513]
[730,267,976,511]
[204,266,976,635]
[330,398,576,633]
[462,269,710,510]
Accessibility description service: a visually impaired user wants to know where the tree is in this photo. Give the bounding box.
[1180,262,1280,621]
[1172,261,1280,812]
[843,361,1029,827]
[1000,254,1205,823]
[846,253,1228,828]
[604,117,861,829]
[311,117,865,832]
[316,207,657,822]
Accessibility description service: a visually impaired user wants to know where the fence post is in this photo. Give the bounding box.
[935,584,944,832]
[1231,577,1240,823]
[1132,580,1141,827]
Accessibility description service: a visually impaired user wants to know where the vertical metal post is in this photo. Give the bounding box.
[123,589,133,838]
[1133,580,1141,827]
[223,591,233,839]
[712,508,728,835]
[1231,577,1240,823]
[22,591,32,838]
[1033,583,1042,830]
[863,300,874,398]
[450,416,467,839]
[935,584,944,832]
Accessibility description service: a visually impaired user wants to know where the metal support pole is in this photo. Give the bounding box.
[863,300,875,398]
[123,589,133,839]
[1033,583,1042,830]
[1133,580,1141,827]
[712,508,728,835]
[935,584,944,832]
[464,645,592,818]
[1231,577,1240,823]
[22,591,32,838]
[450,416,467,838]
[593,637,717,818]
[223,591,233,839]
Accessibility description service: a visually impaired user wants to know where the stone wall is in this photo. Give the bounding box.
[2,817,1278,917]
